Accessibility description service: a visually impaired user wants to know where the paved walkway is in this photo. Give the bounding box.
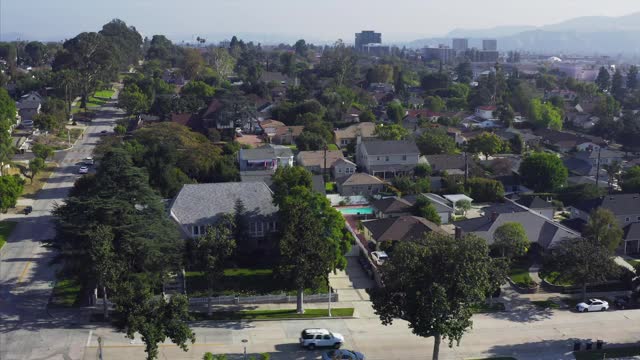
[528,263,542,285]
[616,256,637,272]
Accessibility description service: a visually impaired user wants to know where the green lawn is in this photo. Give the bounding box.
[541,270,574,286]
[0,221,17,249]
[627,259,640,268]
[326,144,339,150]
[86,89,115,108]
[509,265,534,287]
[185,268,328,297]
[191,308,354,321]
[325,182,336,193]
[574,346,640,360]
[531,300,561,309]
[49,278,82,307]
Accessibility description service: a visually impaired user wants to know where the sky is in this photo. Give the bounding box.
[1,0,639,43]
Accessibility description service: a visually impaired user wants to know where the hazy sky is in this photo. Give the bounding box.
[1,0,639,43]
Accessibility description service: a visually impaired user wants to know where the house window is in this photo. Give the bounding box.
[626,217,631,222]
[271,222,277,232]
[377,156,380,161]
[402,155,407,161]
[338,168,342,173]
[250,222,265,237]
[341,139,349,145]
[192,226,200,237]
[368,185,372,191]
[385,156,389,162]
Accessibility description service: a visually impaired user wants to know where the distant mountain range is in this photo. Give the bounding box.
[407,12,640,55]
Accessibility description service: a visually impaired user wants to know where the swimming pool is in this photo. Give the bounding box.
[338,207,375,215]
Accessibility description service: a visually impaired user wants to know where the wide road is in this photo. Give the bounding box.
[0,97,122,360]
[78,300,640,360]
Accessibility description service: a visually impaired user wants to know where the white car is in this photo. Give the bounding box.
[576,299,609,312]
[371,251,389,266]
[322,349,365,360]
[299,328,344,350]
[78,166,89,174]
[83,157,94,165]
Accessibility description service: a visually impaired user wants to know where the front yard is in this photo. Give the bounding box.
[191,308,354,321]
[49,278,82,308]
[11,162,56,199]
[185,268,328,297]
[32,128,84,150]
[0,221,17,249]
[509,265,534,288]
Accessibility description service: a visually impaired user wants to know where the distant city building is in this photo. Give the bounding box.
[423,45,456,64]
[362,43,391,57]
[355,30,382,51]
[452,38,469,52]
[482,39,498,51]
[465,49,499,63]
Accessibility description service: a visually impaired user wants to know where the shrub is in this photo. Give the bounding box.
[466,177,504,202]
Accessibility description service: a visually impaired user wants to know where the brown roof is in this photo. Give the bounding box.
[260,120,286,129]
[334,122,377,140]
[371,197,413,214]
[274,126,304,137]
[363,216,443,242]
[297,150,344,168]
[336,173,384,186]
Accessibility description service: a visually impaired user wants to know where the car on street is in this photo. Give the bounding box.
[23,206,32,215]
[322,349,365,360]
[300,328,344,350]
[576,298,609,312]
[83,157,94,165]
[371,251,389,266]
[614,295,640,310]
[78,166,89,174]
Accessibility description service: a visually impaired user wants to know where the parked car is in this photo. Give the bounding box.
[83,157,94,165]
[614,295,640,310]
[576,299,609,312]
[78,166,89,174]
[23,206,32,215]
[371,251,389,266]
[299,328,344,350]
[322,349,365,360]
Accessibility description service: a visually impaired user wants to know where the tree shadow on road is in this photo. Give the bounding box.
[484,338,640,360]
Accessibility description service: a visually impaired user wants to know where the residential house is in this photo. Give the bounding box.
[342,106,362,123]
[534,129,605,153]
[475,106,497,120]
[455,203,580,251]
[259,120,286,137]
[297,150,344,175]
[272,125,304,145]
[368,83,395,93]
[162,68,186,85]
[17,91,43,121]
[170,113,203,132]
[402,109,443,131]
[423,154,467,175]
[169,182,279,251]
[370,197,413,218]
[574,149,624,167]
[570,194,640,254]
[515,196,555,219]
[362,216,444,244]
[238,144,294,172]
[403,193,455,224]
[260,71,292,86]
[331,158,357,179]
[356,140,420,179]
[202,99,230,130]
[334,122,377,149]
[336,173,385,196]
[545,89,577,102]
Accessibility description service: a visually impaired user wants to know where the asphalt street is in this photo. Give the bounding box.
[0,98,122,360]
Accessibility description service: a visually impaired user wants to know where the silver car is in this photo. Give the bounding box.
[322,349,365,360]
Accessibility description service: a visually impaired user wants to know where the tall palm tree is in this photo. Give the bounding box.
[603,160,622,193]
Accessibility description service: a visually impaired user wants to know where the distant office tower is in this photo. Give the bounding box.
[362,44,391,57]
[424,45,457,64]
[483,39,498,51]
[355,31,382,51]
[452,38,469,52]
[465,49,499,63]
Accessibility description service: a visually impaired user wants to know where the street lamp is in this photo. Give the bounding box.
[241,338,248,360]
[328,285,332,317]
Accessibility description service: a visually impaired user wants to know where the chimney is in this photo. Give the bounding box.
[356,135,362,145]
[454,226,463,240]
[491,212,499,222]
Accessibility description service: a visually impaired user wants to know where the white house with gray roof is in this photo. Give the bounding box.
[356,139,420,179]
[238,144,293,172]
[169,182,279,251]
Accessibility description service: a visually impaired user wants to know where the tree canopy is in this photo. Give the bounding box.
[519,152,568,192]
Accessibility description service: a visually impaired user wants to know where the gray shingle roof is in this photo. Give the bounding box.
[624,223,640,241]
[403,193,454,213]
[363,216,443,242]
[170,182,278,226]
[371,197,413,214]
[574,194,640,216]
[336,173,384,186]
[240,144,293,161]
[361,140,419,156]
[516,196,554,210]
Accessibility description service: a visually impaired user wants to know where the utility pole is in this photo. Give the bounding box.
[464,151,469,186]
[323,144,328,181]
[595,147,602,187]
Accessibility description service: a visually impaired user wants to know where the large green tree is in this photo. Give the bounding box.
[595,66,611,91]
[583,208,623,253]
[411,195,441,225]
[627,65,638,91]
[546,238,618,301]
[271,166,312,205]
[492,222,529,259]
[374,124,409,140]
[371,233,492,360]
[0,175,24,212]
[519,152,568,192]
[416,130,457,155]
[466,132,504,159]
[99,19,143,69]
[0,89,16,175]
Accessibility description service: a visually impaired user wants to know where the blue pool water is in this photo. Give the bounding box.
[338,207,374,215]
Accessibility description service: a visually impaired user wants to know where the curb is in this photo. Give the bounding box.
[190,316,357,323]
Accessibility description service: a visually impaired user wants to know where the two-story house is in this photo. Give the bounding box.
[570,194,640,254]
[238,144,294,172]
[356,139,420,179]
[475,106,497,120]
[334,122,376,149]
[17,91,43,121]
[297,150,344,176]
[169,182,279,252]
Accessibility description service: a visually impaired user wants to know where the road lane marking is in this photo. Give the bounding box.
[86,330,93,347]
[17,261,32,283]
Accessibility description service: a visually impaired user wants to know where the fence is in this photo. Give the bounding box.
[188,293,338,306]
